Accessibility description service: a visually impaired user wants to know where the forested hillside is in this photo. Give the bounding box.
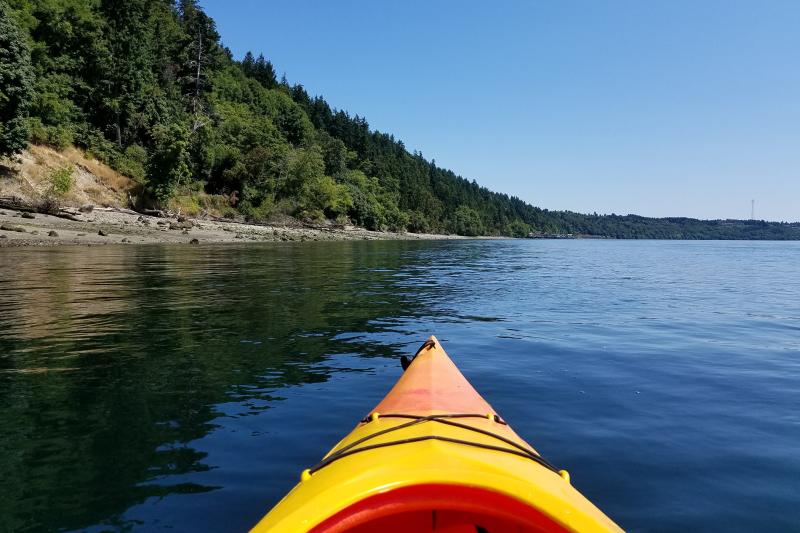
[2,0,798,238]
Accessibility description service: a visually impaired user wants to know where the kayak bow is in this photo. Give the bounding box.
[252,336,623,532]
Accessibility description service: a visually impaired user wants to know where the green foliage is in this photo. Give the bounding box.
[0,1,35,157]
[27,117,73,150]
[115,144,148,182]
[318,132,348,177]
[5,0,799,240]
[47,165,74,196]
[338,170,408,231]
[286,145,325,196]
[407,211,432,234]
[343,170,383,230]
[28,74,80,143]
[453,205,484,236]
[148,123,191,202]
[242,51,277,89]
[77,125,118,164]
[238,194,275,221]
[297,174,352,220]
[505,219,531,238]
[268,91,313,145]
[167,181,213,216]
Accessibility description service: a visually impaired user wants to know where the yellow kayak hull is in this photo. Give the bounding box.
[252,336,623,532]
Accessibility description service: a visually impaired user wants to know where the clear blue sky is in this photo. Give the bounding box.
[200,0,799,222]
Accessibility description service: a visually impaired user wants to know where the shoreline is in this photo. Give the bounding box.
[0,208,470,248]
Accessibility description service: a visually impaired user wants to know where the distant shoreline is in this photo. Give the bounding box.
[5,208,796,247]
[0,208,473,248]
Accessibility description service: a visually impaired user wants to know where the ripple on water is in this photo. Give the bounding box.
[0,240,799,532]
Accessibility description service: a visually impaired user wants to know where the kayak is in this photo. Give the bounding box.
[251,336,623,532]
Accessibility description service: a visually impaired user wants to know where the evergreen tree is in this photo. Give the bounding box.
[253,54,276,88]
[178,0,223,133]
[0,1,35,157]
[98,0,157,148]
[241,51,255,76]
[2,0,796,239]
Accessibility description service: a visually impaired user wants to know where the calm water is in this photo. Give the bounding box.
[0,240,798,532]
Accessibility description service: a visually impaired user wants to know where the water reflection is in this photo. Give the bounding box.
[2,240,799,532]
[0,241,449,532]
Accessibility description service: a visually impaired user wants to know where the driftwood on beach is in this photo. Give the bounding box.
[133,207,166,217]
[127,192,167,218]
[0,196,36,213]
[51,211,82,222]
[0,196,83,221]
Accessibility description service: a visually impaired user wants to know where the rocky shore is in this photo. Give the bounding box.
[0,207,463,247]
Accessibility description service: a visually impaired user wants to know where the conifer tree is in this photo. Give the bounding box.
[178,0,223,132]
[1,0,793,239]
[0,1,34,157]
[253,54,277,88]
[242,51,255,76]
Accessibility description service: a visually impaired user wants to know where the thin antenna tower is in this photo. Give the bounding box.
[751,199,755,220]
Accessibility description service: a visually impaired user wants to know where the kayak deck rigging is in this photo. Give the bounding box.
[308,413,560,476]
[251,336,623,532]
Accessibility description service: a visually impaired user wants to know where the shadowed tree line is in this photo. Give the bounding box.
[1,0,797,238]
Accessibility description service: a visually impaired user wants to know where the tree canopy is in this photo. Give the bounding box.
[0,0,34,157]
[2,0,798,239]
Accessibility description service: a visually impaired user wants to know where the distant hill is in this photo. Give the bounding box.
[2,0,797,239]
[543,212,800,240]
